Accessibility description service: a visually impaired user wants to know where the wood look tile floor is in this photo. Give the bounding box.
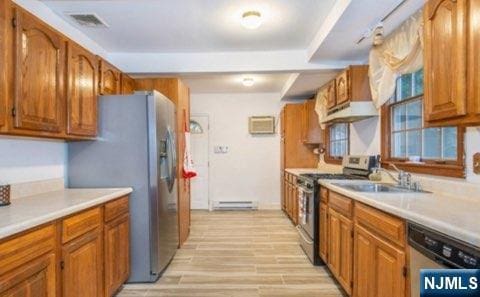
[118,210,344,297]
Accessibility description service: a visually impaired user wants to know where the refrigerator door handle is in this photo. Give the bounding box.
[166,127,176,192]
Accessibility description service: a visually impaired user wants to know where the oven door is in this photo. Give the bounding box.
[298,186,315,238]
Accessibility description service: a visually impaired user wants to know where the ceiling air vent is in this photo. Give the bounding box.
[67,13,108,28]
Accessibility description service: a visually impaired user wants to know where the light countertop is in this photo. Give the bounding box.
[285,168,341,176]
[0,188,133,241]
[319,180,480,248]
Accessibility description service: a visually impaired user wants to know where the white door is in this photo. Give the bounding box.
[190,115,209,209]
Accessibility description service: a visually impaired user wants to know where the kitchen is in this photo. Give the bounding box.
[0,0,479,296]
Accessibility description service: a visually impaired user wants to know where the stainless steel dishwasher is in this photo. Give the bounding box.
[408,223,480,296]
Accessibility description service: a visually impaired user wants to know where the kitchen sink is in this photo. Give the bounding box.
[331,183,431,193]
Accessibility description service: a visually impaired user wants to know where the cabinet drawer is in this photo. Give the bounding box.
[0,225,55,275]
[105,196,129,222]
[320,188,329,203]
[62,207,101,243]
[329,191,352,218]
[355,202,405,247]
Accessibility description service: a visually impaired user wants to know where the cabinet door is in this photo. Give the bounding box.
[328,208,340,276]
[62,230,103,297]
[0,253,56,297]
[354,225,406,297]
[319,202,328,262]
[424,0,467,121]
[326,80,337,109]
[121,74,135,95]
[472,0,480,118]
[99,60,120,95]
[328,208,353,295]
[336,70,349,105]
[292,185,298,224]
[105,213,130,297]
[13,8,64,132]
[66,42,98,137]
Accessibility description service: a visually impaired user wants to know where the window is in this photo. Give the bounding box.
[381,69,464,177]
[325,123,349,163]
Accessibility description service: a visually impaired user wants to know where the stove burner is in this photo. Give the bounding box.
[299,173,367,180]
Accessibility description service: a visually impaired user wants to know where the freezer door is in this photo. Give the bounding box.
[148,92,179,277]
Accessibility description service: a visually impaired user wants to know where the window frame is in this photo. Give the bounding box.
[381,75,465,178]
[324,123,350,165]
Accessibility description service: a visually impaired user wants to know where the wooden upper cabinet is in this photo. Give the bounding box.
[99,59,120,95]
[62,230,103,297]
[354,225,406,297]
[302,99,323,144]
[0,0,6,129]
[470,0,480,121]
[121,74,135,94]
[336,70,349,105]
[328,65,371,111]
[424,0,467,122]
[13,8,65,133]
[66,41,98,137]
[326,80,337,109]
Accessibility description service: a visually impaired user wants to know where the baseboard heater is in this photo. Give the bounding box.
[212,201,258,210]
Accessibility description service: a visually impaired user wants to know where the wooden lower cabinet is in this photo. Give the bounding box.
[0,253,56,297]
[319,202,328,262]
[104,213,130,297]
[354,225,406,297]
[0,196,130,297]
[328,208,353,295]
[62,229,103,297]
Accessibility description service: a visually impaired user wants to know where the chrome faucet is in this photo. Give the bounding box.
[372,160,422,191]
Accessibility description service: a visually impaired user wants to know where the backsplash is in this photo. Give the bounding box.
[0,137,67,185]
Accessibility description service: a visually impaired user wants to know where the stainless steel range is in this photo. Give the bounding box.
[296,155,377,265]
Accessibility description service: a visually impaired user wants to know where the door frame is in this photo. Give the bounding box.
[190,113,211,210]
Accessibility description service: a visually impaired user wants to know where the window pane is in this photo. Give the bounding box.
[392,105,406,131]
[442,127,457,159]
[406,100,422,129]
[392,131,406,158]
[414,69,424,96]
[398,74,412,100]
[423,128,441,159]
[407,130,421,157]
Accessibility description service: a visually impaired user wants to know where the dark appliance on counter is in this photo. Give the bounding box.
[296,155,376,265]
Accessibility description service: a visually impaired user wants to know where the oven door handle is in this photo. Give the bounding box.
[296,225,314,244]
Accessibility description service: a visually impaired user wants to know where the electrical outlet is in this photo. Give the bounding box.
[474,153,480,175]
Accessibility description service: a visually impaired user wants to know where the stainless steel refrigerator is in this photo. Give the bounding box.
[68,91,178,283]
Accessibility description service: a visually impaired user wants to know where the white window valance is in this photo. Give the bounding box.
[314,88,327,129]
[369,9,424,108]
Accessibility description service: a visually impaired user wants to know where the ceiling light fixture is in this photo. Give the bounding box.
[242,77,255,87]
[241,11,262,29]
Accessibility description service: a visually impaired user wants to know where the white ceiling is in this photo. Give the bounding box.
[41,0,337,53]
[281,71,340,100]
[310,0,424,61]
[174,73,291,94]
[37,0,425,96]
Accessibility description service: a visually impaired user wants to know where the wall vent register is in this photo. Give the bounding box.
[249,116,275,134]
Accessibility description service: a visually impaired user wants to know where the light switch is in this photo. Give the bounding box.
[214,146,229,154]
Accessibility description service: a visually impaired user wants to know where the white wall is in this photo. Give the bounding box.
[0,137,66,184]
[190,93,284,209]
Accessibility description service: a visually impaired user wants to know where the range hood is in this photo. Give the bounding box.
[321,101,379,124]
